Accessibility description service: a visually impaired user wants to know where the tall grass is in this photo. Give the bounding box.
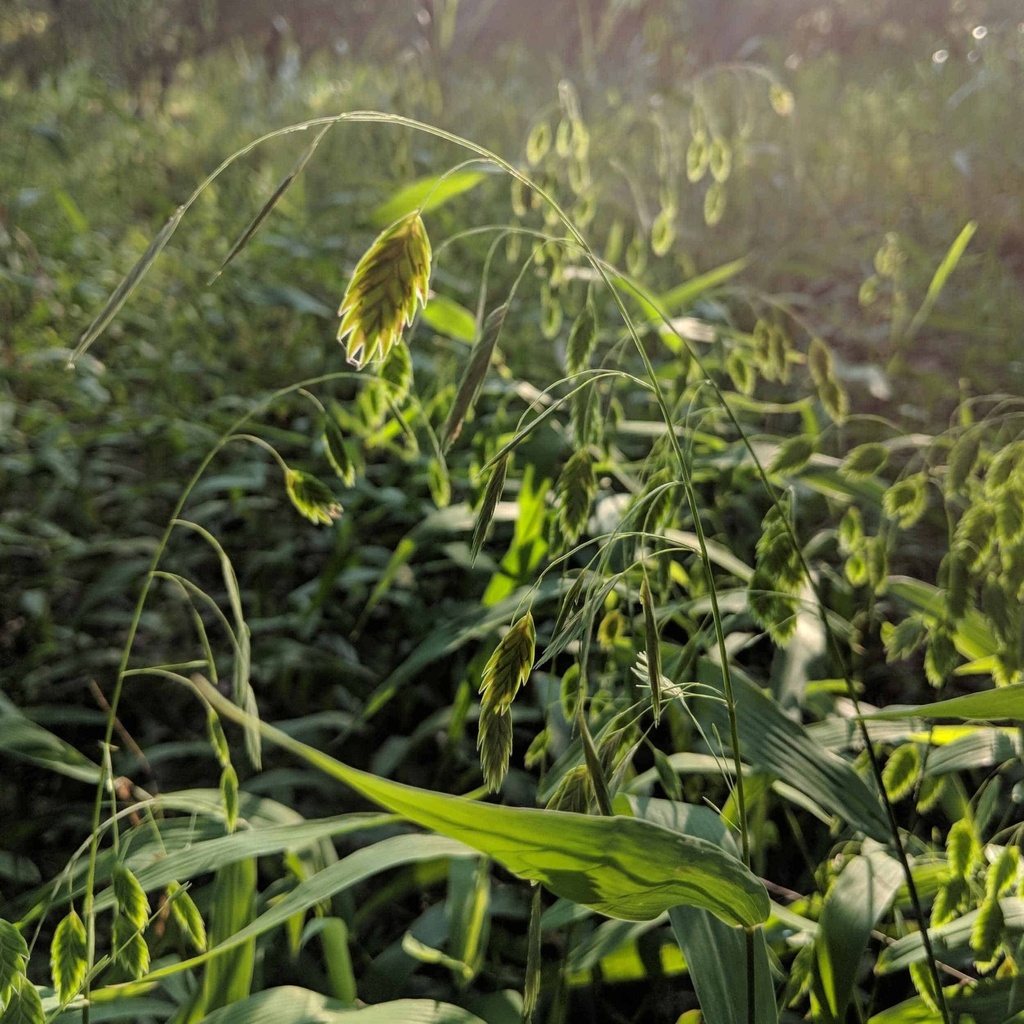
[3,34,1024,1024]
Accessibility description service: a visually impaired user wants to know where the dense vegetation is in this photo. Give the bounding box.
[3,3,1024,1023]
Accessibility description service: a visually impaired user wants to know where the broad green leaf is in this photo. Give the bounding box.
[619,795,775,1024]
[0,854,39,887]
[318,919,357,1004]
[868,978,1024,1023]
[49,997,176,1023]
[669,908,777,1024]
[197,678,769,926]
[201,858,257,1015]
[862,683,1024,722]
[701,665,890,841]
[421,295,477,343]
[175,860,258,1021]
[567,917,664,978]
[816,850,903,1021]
[637,257,749,324]
[922,728,1022,775]
[447,860,490,986]
[50,909,88,1004]
[198,988,487,1024]
[482,468,549,606]
[32,811,389,922]
[371,170,487,226]
[566,930,686,986]
[615,796,737,854]
[663,528,754,582]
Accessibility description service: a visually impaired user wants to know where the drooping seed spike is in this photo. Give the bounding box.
[337,213,432,370]
[479,612,536,715]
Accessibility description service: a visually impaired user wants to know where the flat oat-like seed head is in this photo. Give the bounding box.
[337,213,431,370]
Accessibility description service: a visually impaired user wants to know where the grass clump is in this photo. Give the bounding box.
[2,18,1024,1024]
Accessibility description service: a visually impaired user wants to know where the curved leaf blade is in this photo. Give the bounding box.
[198,987,488,1024]
[816,850,903,1020]
[862,683,1024,723]
[197,678,769,927]
[371,170,488,226]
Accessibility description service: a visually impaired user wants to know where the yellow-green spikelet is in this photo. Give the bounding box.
[337,213,431,369]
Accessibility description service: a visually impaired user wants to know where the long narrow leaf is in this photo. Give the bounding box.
[195,677,769,927]
[198,858,257,1018]
[670,908,777,1024]
[889,576,998,660]
[702,665,890,841]
[862,683,1024,723]
[0,711,101,784]
[198,987,488,1024]
[421,295,478,342]
[211,125,331,281]
[905,221,977,342]
[371,170,488,226]
[877,897,1024,973]
[442,303,508,450]
[124,835,472,990]
[816,850,903,1021]
[69,205,185,364]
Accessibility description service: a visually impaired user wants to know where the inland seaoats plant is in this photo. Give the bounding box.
[336,212,431,369]
[10,99,992,1024]
[477,611,536,792]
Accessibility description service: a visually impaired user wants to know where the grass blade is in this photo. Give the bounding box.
[442,303,508,450]
[371,169,488,226]
[704,666,891,841]
[68,205,185,365]
[862,683,1024,723]
[197,987,489,1024]
[195,676,770,927]
[904,221,977,342]
[670,908,777,1024]
[816,850,903,1020]
[211,125,331,282]
[422,294,478,342]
